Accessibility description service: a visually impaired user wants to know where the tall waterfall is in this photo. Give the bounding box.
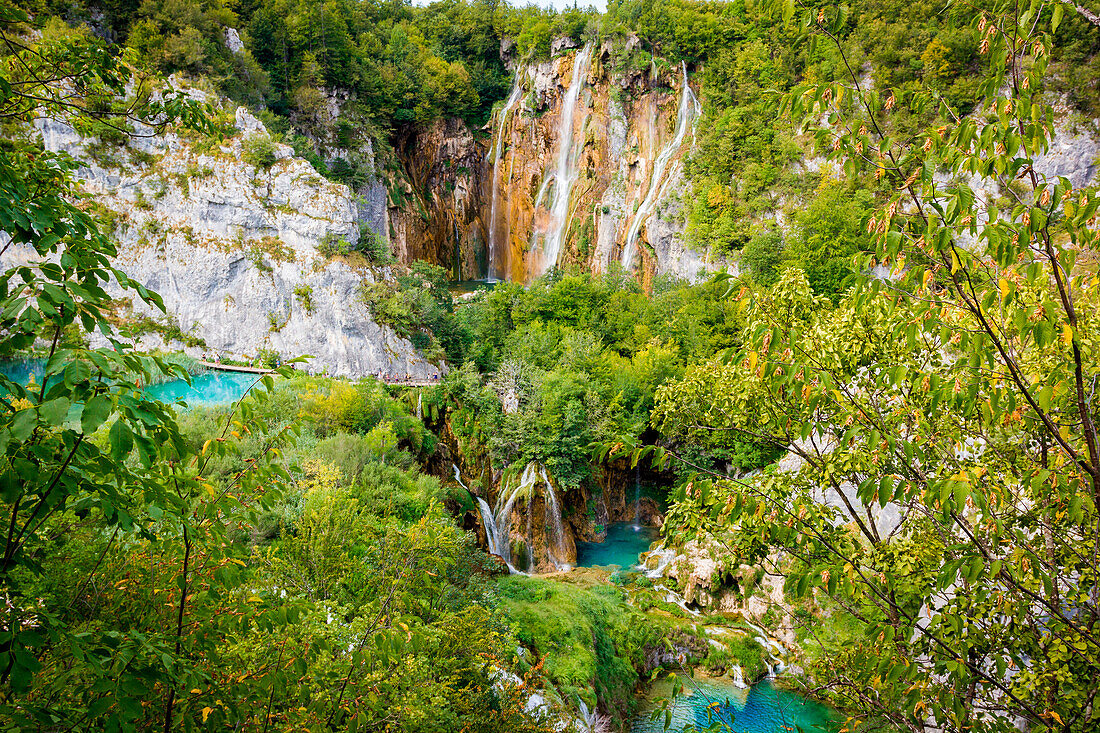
[620,61,700,269]
[475,462,570,573]
[533,44,593,275]
[486,83,524,281]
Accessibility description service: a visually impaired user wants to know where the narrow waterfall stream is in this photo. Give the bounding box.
[621,61,701,269]
[533,44,593,275]
[486,83,524,281]
[471,462,570,573]
[632,464,641,529]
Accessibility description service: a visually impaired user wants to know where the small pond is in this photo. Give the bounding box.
[448,279,500,296]
[632,677,838,733]
[1,358,258,408]
[575,522,660,569]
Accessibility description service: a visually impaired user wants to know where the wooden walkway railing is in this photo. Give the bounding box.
[199,361,439,387]
[198,361,273,374]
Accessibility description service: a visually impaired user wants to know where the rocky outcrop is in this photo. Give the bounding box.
[390,119,487,279]
[15,101,441,379]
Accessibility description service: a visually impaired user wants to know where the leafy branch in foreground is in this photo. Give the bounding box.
[652,0,1100,729]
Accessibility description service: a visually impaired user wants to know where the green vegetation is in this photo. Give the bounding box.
[241,132,279,168]
[7,0,1100,729]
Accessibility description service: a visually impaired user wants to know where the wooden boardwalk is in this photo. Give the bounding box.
[199,361,439,387]
[198,361,273,374]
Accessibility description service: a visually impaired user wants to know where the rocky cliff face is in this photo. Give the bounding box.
[391,42,723,285]
[484,42,719,285]
[390,119,488,280]
[13,97,442,379]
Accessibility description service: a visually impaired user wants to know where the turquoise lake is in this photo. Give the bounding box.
[575,522,660,569]
[144,371,259,406]
[632,677,839,733]
[1,359,257,408]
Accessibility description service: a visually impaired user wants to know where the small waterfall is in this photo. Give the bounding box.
[476,462,570,573]
[533,44,593,275]
[653,584,701,616]
[742,620,788,676]
[730,664,748,689]
[620,61,701,270]
[460,462,522,575]
[416,392,422,420]
[478,496,519,573]
[632,464,641,530]
[487,83,524,281]
[642,546,677,577]
[538,463,571,571]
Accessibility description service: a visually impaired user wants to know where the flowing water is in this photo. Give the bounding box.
[575,522,659,569]
[487,83,525,280]
[533,44,593,275]
[632,677,838,733]
[477,462,570,573]
[621,62,701,269]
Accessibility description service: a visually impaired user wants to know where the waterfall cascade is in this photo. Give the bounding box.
[632,465,641,529]
[620,61,700,269]
[533,44,593,275]
[486,83,525,281]
[474,462,571,573]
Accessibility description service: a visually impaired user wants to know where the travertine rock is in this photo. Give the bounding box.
[13,105,441,379]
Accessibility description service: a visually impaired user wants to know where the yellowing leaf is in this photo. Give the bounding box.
[202,707,213,723]
[1062,324,1073,345]
[747,351,758,371]
[999,278,1010,300]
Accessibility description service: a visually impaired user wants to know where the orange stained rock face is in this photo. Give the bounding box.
[397,45,701,287]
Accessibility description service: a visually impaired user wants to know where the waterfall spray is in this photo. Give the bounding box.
[487,83,524,281]
[620,61,700,270]
[533,44,593,275]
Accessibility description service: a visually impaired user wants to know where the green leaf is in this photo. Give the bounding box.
[109,419,133,461]
[9,409,37,442]
[81,394,112,434]
[38,398,70,426]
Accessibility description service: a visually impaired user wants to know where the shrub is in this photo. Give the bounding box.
[242,134,279,169]
[294,284,314,314]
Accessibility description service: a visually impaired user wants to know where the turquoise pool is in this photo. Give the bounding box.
[633,677,838,733]
[575,522,660,569]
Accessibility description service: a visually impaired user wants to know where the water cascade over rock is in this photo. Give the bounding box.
[486,82,526,281]
[477,462,576,573]
[477,43,717,284]
[531,43,593,276]
[620,61,700,270]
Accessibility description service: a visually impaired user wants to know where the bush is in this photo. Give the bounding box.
[741,229,784,285]
[242,134,279,169]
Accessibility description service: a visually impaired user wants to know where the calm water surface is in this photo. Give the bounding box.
[633,677,838,733]
[575,522,660,569]
[1,359,257,407]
